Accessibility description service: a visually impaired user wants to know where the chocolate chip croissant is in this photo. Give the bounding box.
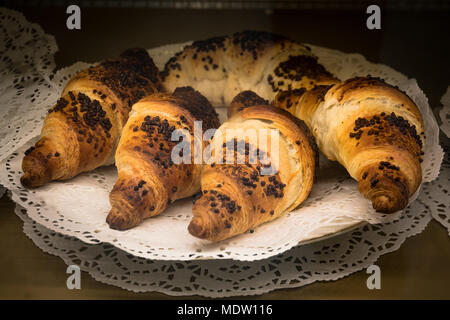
[21,48,162,187]
[107,87,220,230]
[162,31,338,106]
[188,97,318,241]
[274,77,425,213]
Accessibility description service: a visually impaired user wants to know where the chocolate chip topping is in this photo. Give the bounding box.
[139,115,177,170]
[161,31,312,84]
[192,36,227,53]
[275,88,307,104]
[268,56,334,93]
[87,48,161,109]
[231,30,289,60]
[350,112,423,151]
[24,146,35,156]
[172,86,220,131]
[76,92,112,134]
[231,90,270,113]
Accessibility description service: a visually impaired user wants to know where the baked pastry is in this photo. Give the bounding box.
[188,100,318,241]
[274,77,425,213]
[107,87,220,230]
[228,90,270,117]
[21,48,162,187]
[162,31,338,106]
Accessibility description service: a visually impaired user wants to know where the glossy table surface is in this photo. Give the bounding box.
[0,6,449,299]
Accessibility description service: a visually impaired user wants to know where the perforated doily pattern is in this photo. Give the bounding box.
[16,197,431,297]
[422,144,450,235]
[440,86,450,138]
[432,87,450,234]
[0,8,444,263]
[0,8,58,163]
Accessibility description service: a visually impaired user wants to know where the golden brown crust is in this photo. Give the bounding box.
[21,49,161,188]
[162,31,339,106]
[172,87,221,131]
[274,76,424,213]
[73,48,163,108]
[161,31,290,81]
[266,55,338,92]
[106,87,219,230]
[188,99,318,241]
[228,90,270,117]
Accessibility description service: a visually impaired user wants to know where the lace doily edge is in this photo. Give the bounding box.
[17,200,432,297]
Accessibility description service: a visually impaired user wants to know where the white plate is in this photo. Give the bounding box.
[0,41,442,261]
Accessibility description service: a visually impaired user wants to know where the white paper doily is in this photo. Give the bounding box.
[433,87,450,234]
[16,196,431,297]
[440,86,450,138]
[0,8,58,163]
[422,144,450,235]
[0,8,444,262]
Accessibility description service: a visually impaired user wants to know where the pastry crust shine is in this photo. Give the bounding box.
[107,87,220,230]
[274,77,425,213]
[21,48,162,187]
[189,100,318,241]
[162,31,338,106]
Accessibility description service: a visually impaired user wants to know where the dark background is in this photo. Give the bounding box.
[3,0,449,118]
[1,0,449,299]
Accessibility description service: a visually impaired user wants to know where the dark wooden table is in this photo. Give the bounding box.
[1,6,449,299]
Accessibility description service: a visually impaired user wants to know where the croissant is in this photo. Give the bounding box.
[21,48,162,187]
[188,99,318,241]
[107,87,220,230]
[274,77,425,213]
[227,90,270,118]
[162,31,338,106]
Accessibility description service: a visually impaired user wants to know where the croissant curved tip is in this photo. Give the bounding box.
[20,173,33,188]
[20,168,51,188]
[188,216,208,239]
[358,168,411,214]
[371,193,407,214]
[106,209,138,231]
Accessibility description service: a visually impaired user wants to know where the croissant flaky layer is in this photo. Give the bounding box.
[188,103,318,242]
[21,48,162,188]
[274,76,425,213]
[106,87,220,230]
